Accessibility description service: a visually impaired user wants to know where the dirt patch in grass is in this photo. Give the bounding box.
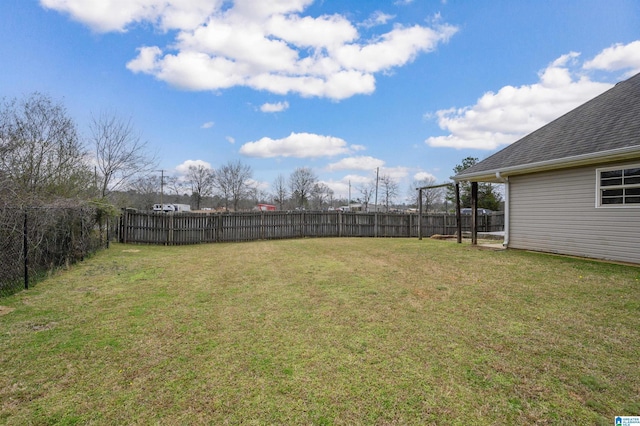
[27,321,58,332]
[0,306,15,316]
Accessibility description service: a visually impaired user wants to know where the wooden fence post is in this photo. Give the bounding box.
[374,212,378,238]
[123,209,128,244]
[168,213,174,245]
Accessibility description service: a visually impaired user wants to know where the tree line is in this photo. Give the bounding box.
[0,93,156,209]
[1,92,502,212]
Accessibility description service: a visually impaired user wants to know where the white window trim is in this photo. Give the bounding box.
[595,163,640,208]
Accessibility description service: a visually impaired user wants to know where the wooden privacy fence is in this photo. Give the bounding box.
[119,210,504,245]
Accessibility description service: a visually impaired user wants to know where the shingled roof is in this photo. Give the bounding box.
[454,72,640,182]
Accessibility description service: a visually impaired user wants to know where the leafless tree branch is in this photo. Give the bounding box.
[89,111,157,198]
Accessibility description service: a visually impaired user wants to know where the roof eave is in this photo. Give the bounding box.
[453,144,640,182]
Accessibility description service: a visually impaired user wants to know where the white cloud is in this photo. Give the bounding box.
[380,166,409,181]
[201,121,214,129]
[583,40,640,76]
[333,24,457,74]
[342,174,373,185]
[361,11,395,29]
[43,0,458,100]
[239,132,353,158]
[247,178,270,192]
[425,52,613,150]
[327,156,384,171]
[414,171,437,181]
[233,0,313,20]
[126,46,162,73]
[175,159,213,174]
[131,50,245,91]
[40,0,221,32]
[260,101,289,113]
[321,179,349,198]
[321,177,371,199]
[323,166,409,197]
[226,136,236,144]
[267,13,358,49]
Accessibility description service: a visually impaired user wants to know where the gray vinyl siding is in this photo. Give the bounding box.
[508,164,640,264]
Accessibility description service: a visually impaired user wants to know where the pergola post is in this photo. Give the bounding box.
[418,188,423,240]
[416,182,456,241]
[455,182,461,244]
[471,181,478,245]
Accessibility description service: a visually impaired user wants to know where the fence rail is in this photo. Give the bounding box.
[0,206,110,297]
[119,210,504,245]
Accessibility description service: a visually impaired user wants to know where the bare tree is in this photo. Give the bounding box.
[0,170,18,207]
[165,176,186,201]
[90,111,157,198]
[289,167,317,208]
[272,174,288,210]
[248,187,270,207]
[186,164,214,210]
[0,92,92,201]
[128,174,160,210]
[409,176,443,212]
[358,180,375,211]
[213,160,253,211]
[311,183,333,210]
[379,174,399,212]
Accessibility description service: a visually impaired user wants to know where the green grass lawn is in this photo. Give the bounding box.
[1,238,638,425]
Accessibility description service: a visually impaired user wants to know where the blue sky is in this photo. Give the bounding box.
[2,0,640,201]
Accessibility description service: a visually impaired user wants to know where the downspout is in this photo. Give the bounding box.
[495,172,509,247]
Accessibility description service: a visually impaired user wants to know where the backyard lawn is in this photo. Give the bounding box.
[0,238,638,425]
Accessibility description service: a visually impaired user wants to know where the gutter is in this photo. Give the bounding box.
[495,171,509,247]
[452,145,640,182]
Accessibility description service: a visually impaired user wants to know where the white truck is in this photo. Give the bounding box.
[153,203,191,213]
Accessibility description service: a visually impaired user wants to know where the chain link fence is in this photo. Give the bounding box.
[0,206,110,297]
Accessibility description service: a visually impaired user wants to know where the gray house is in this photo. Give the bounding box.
[454,72,640,264]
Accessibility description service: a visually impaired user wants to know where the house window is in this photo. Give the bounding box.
[597,165,640,207]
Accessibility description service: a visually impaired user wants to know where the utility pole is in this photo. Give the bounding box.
[159,169,165,209]
[348,180,351,209]
[374,167,379,213]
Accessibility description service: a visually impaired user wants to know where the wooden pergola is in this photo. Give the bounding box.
[416,181,478,245]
